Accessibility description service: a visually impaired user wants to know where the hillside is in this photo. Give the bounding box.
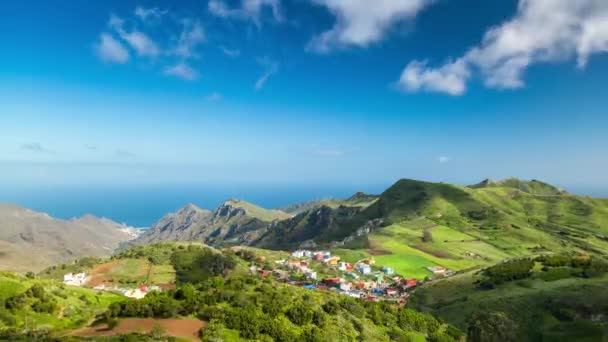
[409,254,608,341]
[256,178,608,279]
[279,192,379,215]
[131,200,291,247]
[0,243,462,341]
[0,203,139,272]
[128,178,608,281]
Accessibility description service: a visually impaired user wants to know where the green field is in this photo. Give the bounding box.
[410,261,608,341]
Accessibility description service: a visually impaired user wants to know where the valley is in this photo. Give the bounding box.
[0,177,607,340]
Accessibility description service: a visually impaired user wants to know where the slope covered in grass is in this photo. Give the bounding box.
[409,255,608,341]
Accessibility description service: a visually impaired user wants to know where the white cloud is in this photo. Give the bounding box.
[95,33,130,63]
[399,0,608,95]
[437,156,451,163]
[308,0,431,53]
[120,30,160,57]
[108,14,160,57]
[174,20,205,58]
[134,6,167,22]
[398,59,469,95]
[164,63,199,80]
[209,0,282,24]
[205,92,223,101]
[255,57,279,90]
[220,46,241,57]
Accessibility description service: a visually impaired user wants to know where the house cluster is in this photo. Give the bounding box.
[63,272,88,286]
[92,283,162,299]
[245,248,452,305]
[277,250,420,304]
[313,274,419,304]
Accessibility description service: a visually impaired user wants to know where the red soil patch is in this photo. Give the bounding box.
[86,260,119,287]
[72,318,205,341]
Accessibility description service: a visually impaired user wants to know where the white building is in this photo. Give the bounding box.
[123,288,147,299]
[63,272,88,286]
[357,264,372,275]
[304,270,317,280]
[339,283,351,292]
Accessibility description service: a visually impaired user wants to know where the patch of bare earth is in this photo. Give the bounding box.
[85,260,118,287]
[72,318,206,341]
[411,244,455,259]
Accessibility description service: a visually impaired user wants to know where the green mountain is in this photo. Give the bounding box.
[131,178,608,280]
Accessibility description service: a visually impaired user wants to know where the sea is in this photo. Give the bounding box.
[0,183,388,228]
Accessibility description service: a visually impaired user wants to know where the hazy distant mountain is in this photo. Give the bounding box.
[0,203,139,272]
[131,199,291,246]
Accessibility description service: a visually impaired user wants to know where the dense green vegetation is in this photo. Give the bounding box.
[0,272,123,335]
[2,243,465,341]
[410,254,608,341]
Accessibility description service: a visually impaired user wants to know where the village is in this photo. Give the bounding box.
[61,248,452,305]
[247,249,452,305]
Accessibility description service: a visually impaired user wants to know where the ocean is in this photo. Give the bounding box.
[0,183,387,228]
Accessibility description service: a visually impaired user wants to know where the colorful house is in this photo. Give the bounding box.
[357,264,372,274]
[402,279,418,289]
[383,267,394,275]
[386,288,398,297]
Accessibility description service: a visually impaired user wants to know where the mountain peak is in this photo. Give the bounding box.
[469,178,567,195]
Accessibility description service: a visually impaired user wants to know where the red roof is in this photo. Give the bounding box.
[403,279,418,287]
[324,277,341,284]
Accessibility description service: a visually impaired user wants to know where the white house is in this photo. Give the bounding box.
[426,266,447,275]
[339,283,351,292]
[123,288,146,299]
[292,250,305,258]
[383,267,394,275]
[304,270,317,280]
[63,272,88,286]
[357,264,371,275]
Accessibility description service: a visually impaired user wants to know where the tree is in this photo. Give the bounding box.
[422,230,434,243]
[468,311,518,342]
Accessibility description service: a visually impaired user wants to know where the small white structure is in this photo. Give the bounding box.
[338,262,348,271]
[383,267,394,275]
[63,273,88,286]
[426,266,447,275]
[357,264,372,275]
[304,270,317,280]
[292,250,305,258]
[123,288,147,299]
[339,283,351,292]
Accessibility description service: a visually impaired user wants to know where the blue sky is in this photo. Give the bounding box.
[1,0,608,195]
